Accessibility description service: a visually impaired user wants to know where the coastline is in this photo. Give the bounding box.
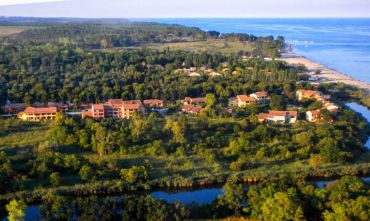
[279,47,370,92]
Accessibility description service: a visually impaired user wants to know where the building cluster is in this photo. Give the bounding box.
[181,97,207,115]
[257,110,298,124]
[4,88,342,125]
[231,91,270,107]
[82,99,164,120]
[174,66,222,77]
[296,89,340,123]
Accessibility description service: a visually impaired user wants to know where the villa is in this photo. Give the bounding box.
[257,110,298,124]
[296,89,330,101]
[18,107,58,122]
[323,102,340,113]
[181,104,204,115]
[236,95,257,107]
[250,91,270,104]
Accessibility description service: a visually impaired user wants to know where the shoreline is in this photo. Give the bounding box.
[279,48,370,92]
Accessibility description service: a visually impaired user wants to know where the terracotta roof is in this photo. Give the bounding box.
[257,113,269,119]
[24,107,57,114]
[253,91,269,98]
[182,105,203,114]
[297,89,321,98]
[237,95,256,102]
[287,111,298,117]
[82,109,93,118]
[192,97,207,103]
[92,104,105,110]
[268,111,288,117]
[107,99,124,106]
[122,103,140,110]
[123,100,142,105]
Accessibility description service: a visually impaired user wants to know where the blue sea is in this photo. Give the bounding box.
[134,18,370,84]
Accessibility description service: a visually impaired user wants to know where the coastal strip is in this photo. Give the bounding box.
[278,51,370,92]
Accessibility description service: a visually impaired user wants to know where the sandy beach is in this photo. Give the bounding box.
[278,52,370,92]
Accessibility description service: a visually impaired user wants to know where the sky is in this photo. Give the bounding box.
[0,0,369,18]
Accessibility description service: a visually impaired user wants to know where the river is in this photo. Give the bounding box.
[346,102,370,149]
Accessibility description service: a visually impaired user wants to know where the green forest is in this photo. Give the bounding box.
[0,21,369,220]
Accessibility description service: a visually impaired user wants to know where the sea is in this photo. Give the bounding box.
[134,18,370,84]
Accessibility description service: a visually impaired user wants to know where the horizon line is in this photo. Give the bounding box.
[1,16,370,19]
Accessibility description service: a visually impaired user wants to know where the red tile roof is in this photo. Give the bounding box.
[238,95,256,102]
[268,111,288,117]
[24,107,57,114]
[82,109,93,118]
[92,104,105,110]
[122,103,141,110]
[182,105,203,114]
[287,111,298,117]
[107,99,124,106]
[123,100,142,105]
[253,91,269,98]
[297,89,321,98]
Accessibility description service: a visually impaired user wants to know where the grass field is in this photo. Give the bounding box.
[96,39,255,54]
[143,39,253,54]
[0,26,32,37]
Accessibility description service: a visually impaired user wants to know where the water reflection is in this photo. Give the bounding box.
[151,188,223,204]
[346,102,370,149]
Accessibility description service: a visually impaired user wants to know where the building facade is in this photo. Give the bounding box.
[250,91,270,104]
[82,99,144,120]
[237,95,257,107]
[258,110,298,124]
[18,107,58,122]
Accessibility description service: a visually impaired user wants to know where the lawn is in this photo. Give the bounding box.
[97,39,254,55]
[0,26,32,36]
[144,39,253,54]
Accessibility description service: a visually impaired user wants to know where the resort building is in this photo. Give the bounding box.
[296,89,327,101]
[181,105,204,115]
[143,99,164,108]
[322,102,340,113]
[18,107,58,122]
[250,91,270,104]
[122,101,143,119]
[82,99,144,120]
[257,110,298,124]
[306,110,321,122]
[236,95,257,107]
[182,97,207,106]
